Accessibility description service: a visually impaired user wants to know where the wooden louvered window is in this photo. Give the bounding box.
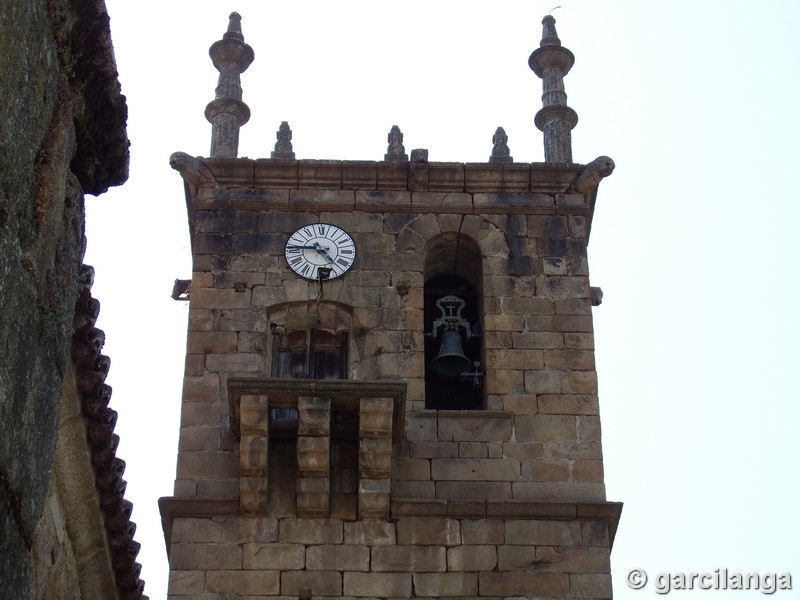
[271,329,348,380]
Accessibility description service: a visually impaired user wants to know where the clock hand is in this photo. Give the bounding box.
[318,249,336,264]
[286,244,330,250]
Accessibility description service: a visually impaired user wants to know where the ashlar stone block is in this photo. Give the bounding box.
[296,476,331,518]
[504,519,581,546]
[360,437,392,478]
[279,518,343,545]
[479,571,568,597]
[205,570,280,595]
[437,412,512,442]
[396,517,460,546]
[296,436,330,477]
[447,545,498,571]
[371,545,446,572]
[343,572,412,598]
[297,396,331,436]
[169,542,242,570]
[239,394,269,515]
[570,573,613,599]
[460,518,505,544]
[359,397,394,437]
[243,542,305,570]
[306,544,370,571]
[430,458,520,482]
[344,519,397,545]
[413,572,478,597]
[358,478,391,519]
[281,570,343,597]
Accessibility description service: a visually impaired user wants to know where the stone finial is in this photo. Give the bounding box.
[568,155,615,194]
[205,12,254,158]
[540,13,561,46]
[529,15,578,163]
[384,125,408,162]
[489,127,513,164]
[271,121,295,160]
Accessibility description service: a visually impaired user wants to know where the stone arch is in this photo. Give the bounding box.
[422,232,485,410]
[266,301,353,379]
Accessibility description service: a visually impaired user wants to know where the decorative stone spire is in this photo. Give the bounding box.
[384,125,408,162]
[529,15,578,163]
[489,127,513,164]
[205,12,254,158]
[271,121,295,160]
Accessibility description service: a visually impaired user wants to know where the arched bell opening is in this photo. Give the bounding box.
[423,234,484,410]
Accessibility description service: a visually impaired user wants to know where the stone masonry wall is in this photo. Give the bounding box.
[167,514,612,599]
[0,0,128,597]
[167,159,615,599]
[177,188,603,504]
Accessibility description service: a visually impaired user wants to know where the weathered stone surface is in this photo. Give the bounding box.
[436,481,512,500]
[431,458,521,481]
[173,517,274,544]
[278,518,343,544]
[206,569,280,595]
[570,573,613,598]
[307,544,370,571]
[396,518,460,546]
[479,571,569,597]
[170,542,243,570]
[371,545,446,572]
[460,519,505,544]
[414,572,479,597]
[343,520,396,545]
[343,572,412,598]
[447,545,498,571]
[0,0,128,594]
[437,412,512,442]
[504,519,581,546]
[281,570,342,596]
[243,542,305,570]
[168,570,205,595]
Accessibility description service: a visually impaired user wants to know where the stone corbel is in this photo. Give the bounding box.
[239,394,269,515]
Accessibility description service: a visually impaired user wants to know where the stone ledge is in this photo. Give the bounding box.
[187,158,583,196]
[391,499,622,548]
[158,496,240,557]
[159,497,623,555]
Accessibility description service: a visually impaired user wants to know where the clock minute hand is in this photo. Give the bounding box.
[286,244,329,250]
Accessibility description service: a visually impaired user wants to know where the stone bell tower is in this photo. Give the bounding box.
[161,12,620,600]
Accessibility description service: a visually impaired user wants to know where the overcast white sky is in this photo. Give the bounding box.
[92,1,800,597]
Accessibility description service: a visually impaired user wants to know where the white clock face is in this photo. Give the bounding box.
[285,223,356,280]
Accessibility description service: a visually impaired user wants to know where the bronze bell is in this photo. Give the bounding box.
[432,330,472,378]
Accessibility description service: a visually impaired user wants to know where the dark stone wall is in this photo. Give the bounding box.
[0,0,128,597]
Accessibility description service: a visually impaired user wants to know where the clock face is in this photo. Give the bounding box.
[285,223,356,280]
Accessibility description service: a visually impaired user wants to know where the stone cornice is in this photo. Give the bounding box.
[171,156,608,246]
[190,158,582,195]
[158,496,623,554]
